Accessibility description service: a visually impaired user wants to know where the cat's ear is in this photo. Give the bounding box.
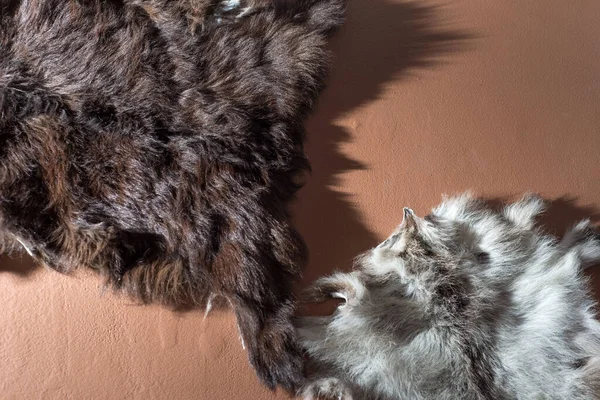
[393,207,421,234]
[381,208,423,253]
[403,207,419,230]
[378,208,424,249]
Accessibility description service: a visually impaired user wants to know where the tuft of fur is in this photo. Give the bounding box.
[296,193,600,399]
[0,0,346,391]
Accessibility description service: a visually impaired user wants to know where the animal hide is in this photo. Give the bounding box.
[0,0,346,391]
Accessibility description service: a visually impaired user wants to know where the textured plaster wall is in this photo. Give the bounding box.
[2,1,600,399]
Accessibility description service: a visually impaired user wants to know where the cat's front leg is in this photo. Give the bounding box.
[302,272,366,307]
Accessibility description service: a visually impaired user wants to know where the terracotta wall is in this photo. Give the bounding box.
[2,1,600,399]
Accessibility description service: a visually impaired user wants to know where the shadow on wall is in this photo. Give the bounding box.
[0,253,38,277]
[538,197,600,238]
[293,0,473,292]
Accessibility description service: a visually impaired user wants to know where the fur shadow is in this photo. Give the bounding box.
[293,0,474,302]
[538,197,600,303]
[0,253,38,277]
[537,197,600,238]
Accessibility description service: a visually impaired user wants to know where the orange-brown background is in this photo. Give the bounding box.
[2,1,599,399]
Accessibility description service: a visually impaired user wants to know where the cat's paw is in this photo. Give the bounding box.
[299,377,353,400]
[302,272,365,307]
[561,220,600,268]
[503,193,546,230]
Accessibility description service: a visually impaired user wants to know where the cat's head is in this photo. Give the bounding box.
[357,193,491,281]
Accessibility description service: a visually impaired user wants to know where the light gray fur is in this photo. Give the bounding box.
[295,193,600,400]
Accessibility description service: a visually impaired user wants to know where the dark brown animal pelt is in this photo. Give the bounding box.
[0,0,346,391]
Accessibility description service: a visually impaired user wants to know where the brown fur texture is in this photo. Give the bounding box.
[0,0,345,391]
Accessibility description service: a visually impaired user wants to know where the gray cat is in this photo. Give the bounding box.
[295,193,600,399]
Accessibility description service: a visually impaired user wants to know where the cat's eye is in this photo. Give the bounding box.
[422,248,435,257]
[378,238,391,248]
[475,251,490,264]
[424,214,437,223]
